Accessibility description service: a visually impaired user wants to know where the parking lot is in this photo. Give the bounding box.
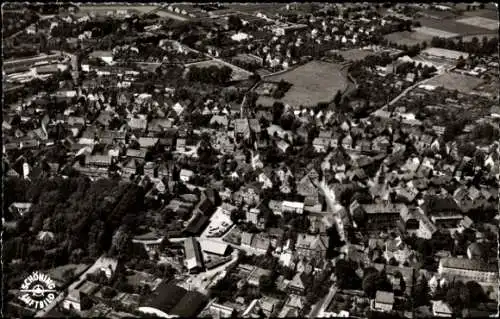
[200,206,234,238]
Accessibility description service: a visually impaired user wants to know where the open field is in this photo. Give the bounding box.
[460,8,499,20]
[76,4,158,15]
[338,49,373,61]
[456,16,499,31]
[184,59,252,82]
[154,9,189,21]
[384,26,460,46]
[224,3,287,14]
[414,26,461,38]
[256,61,350,108]
[425,72,485,93]
[417,17,494,36]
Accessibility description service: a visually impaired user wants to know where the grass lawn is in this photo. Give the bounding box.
[256,61,350,108]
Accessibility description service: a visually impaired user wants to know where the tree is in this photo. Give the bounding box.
[335,259,359,289]
[446,281,471,313]
[334,90,342,106]
[230,209,245,224]
[465,281,486,305]
[456,56,466,69]
[259,275,275,293]
[228,15,243,30]
[362,271,392,299]
[413,277,430,307]
[272,102,285,124]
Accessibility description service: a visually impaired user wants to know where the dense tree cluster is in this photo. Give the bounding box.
[430,36,498,56]
[272,80,293,99]
[4,176,148,295]
[3,10,39,37]
[187,65,233,84]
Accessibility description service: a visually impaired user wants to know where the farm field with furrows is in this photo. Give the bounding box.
[416,16,494,36]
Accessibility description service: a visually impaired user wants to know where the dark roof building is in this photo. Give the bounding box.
[137,281,208,318]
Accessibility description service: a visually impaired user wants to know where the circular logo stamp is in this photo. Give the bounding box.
[19,271,58,310]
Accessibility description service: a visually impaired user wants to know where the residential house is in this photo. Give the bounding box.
[138,137,159,150]
[234,185,260,206]
[341,134,353,150]
[148,118,173,135]
[126,149,147,161]
[176,138,186,152]
[180,169,194,183]
[313,137,330,153]
[209,115,229,129]
[128,117,147,132]
[432,300,453,317]
[297,174,317,198]
[295,233,328,259]
[8,202,33,218]
[372,291,394,312]
[250,233,271,254]
[287,272,306,295]
[423,196,463,229]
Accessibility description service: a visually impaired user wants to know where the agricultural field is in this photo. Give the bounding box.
[256,61,351,108]
[425,72,485,93]
[184,59,252,82]
[417,17,494,36]
[384,25,462,46]
[224,3,287,14]
[456,17,499,31]
[460,7,499,20]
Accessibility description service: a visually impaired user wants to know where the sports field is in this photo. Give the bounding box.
[256,61,351,108]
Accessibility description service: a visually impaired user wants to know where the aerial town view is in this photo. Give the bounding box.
[2,2,499,318]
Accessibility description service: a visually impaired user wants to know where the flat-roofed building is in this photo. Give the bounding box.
[199,239,229,256]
